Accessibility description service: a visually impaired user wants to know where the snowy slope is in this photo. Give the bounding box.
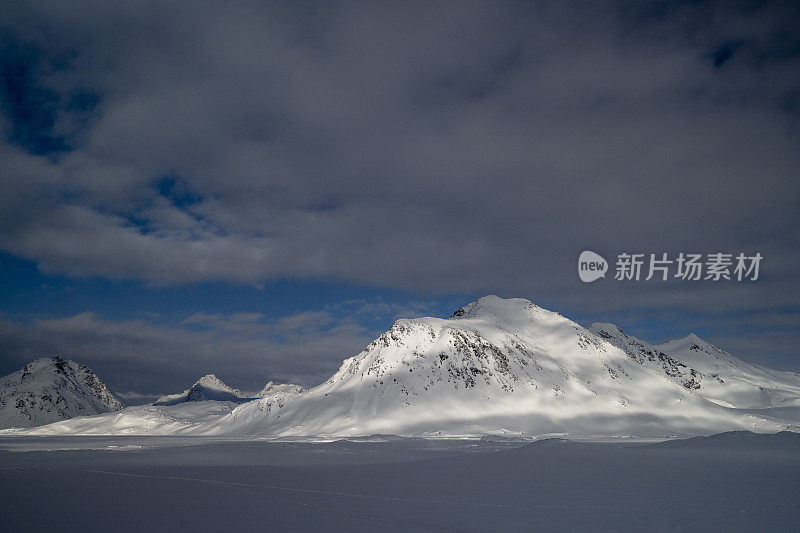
[0,357,123,429]
[6,297,798,438]
[16,401,238,436]
[154,374,250,405]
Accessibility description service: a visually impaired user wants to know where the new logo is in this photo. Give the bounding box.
[578,251,608,283]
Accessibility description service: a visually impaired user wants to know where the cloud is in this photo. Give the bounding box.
[0,306,382,396]
[0,0,797,316]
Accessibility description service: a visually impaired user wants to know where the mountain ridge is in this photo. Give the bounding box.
[4,296,799,438]
[590,321,800,409]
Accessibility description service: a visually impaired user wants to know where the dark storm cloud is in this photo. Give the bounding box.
[0,0,798,314]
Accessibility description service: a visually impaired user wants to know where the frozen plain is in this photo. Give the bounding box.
[1,431,799,532]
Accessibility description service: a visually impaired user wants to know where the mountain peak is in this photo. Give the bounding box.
[450,295,538,319]
[193,374,226,388]
[659,333,710,350]
[1,357,123,429]
[21,355,72,376]
[155,374,246,405]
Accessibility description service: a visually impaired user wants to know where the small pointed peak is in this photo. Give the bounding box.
[657,332,710,350]
[673,333,706,346]
[193,374,221,385]
[156,374,246,404]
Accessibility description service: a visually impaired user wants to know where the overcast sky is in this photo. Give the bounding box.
[1,1,798,399]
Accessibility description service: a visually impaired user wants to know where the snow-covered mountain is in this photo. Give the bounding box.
[0,356,124,429]
[589,323,800,409]
[5,296,798,438]
[154,374,250,405]
[215,296,789,438]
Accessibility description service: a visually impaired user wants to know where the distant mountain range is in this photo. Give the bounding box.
[153,374,305,406]
[3,296,799,438]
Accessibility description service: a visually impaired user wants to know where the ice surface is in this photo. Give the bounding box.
[1,431,798,532]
